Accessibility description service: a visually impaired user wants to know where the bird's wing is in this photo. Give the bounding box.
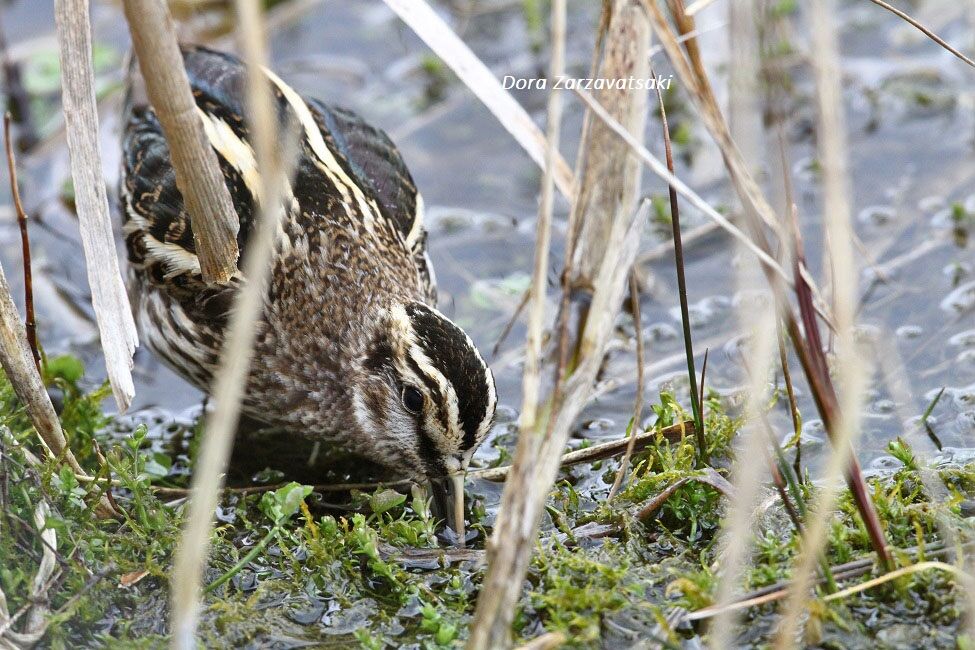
[121,45,437,315]
[306,100,436,302]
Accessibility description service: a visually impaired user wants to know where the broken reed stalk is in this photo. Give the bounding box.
[653,72,704,459]
[121,0,240,285]
[567,2,649,296]
[471,198,649,649]
[380,0,575,201]
[53,0,138,413]
[4,112,37,370]
[169,3,291,647]
[640,0,892,570]
[0,255,118,519]
[774,3,876,645]
[709,2,801,641]
[469,1,651,634]
[571,87,789,288]
[607,272,645,500]
[551,3,610,386]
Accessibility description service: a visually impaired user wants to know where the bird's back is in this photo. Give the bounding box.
[120,45,436,400]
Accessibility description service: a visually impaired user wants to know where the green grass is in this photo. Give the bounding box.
[2,362,974,647]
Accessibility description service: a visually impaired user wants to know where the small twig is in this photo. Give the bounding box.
[4,112,38,370]
[777,326,802,477]
[921,387,946,426]
[634,468,734,521]
[698,347,708,422]
[514,632,566,650]
[169,4,305,646]
[205,527,278,593]
[608,272,646,500]
[866,0,975,70]
[687,560,971,624]
[491,287,530,359]
[653,70,704,461]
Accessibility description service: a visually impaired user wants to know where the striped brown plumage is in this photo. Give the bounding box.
[119,46,496,525]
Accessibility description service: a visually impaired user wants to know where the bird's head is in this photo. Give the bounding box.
[352,300,496,540]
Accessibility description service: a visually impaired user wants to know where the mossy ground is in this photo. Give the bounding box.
[1,359,973,648]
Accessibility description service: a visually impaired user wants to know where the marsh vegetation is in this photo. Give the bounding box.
[1,0,975,648]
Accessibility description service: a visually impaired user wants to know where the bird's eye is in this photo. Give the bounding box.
[401,385,424,415]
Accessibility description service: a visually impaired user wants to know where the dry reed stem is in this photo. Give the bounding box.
[0,261,84,477]
[866,0,975,69]
[518,0,565,440]
[169,2,294,646]
[122,0,240,284]
[774,3,871,646]
[645,0,890,567]
[3,113,37,370]
[571,87,790,288]
[709,289,778,650]
[550,2,610,386]
[471,194,648,648]
[53,0,138,412]
[568,2,649,292]
[708,6,780,642]
[380,0,574,201]
[684,0,719,17]
[607,272,645,500]
[466,0,570,643]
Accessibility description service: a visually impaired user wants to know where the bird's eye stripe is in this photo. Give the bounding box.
[403,353,453,441]
[404,350,444,406]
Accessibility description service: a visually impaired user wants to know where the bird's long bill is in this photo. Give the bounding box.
[450,472,466,547]
[430,472,467,547]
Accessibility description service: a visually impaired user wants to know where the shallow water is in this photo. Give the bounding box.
[0,1,973,504]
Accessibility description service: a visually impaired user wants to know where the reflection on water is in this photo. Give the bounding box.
[0,0,972,483]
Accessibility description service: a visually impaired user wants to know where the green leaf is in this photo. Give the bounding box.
[369,488,407,515]
[261,482,312,523]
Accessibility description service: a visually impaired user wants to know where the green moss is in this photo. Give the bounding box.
[4,362,975,647]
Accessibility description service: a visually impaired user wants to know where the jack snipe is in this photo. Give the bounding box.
[120,45,496,536]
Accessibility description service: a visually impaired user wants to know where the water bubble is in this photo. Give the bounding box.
[872,398,897,414]
[896,325,924,339]
[583,418,615,431]
[943,261,972,282]
[941,280,975,313]
[957,349,975,366]
[917,195,945,214]
[645,322,679,341]
[857,205,897,226]
[949,329,975,347]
